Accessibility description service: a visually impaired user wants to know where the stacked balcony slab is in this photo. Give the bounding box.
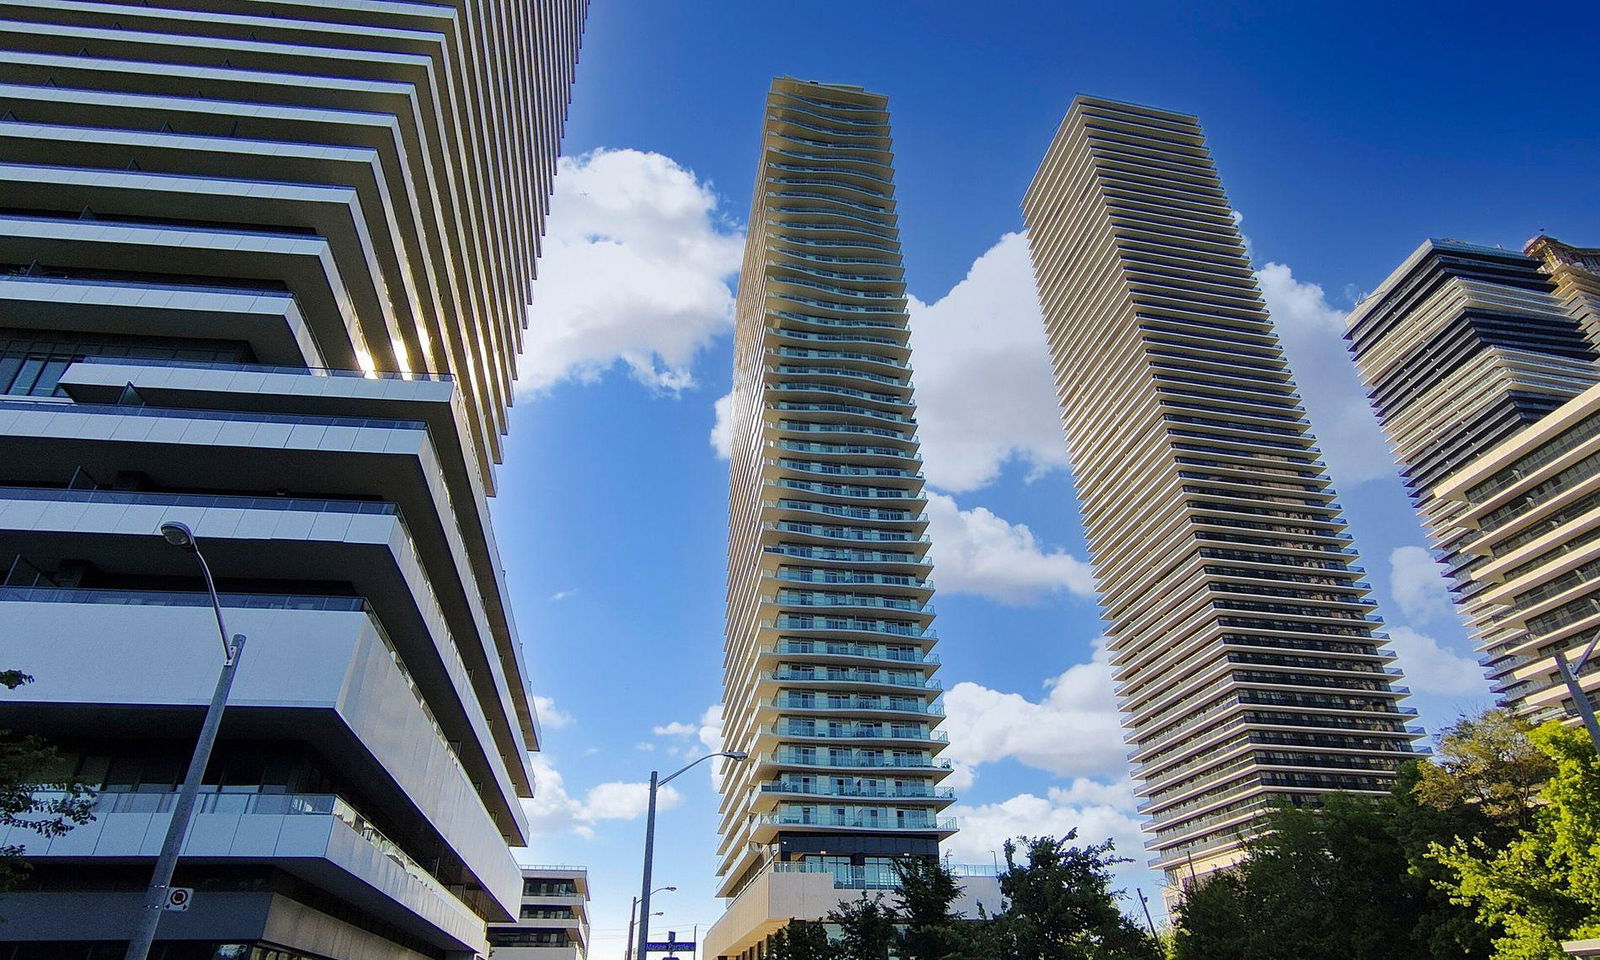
[0,1,587,957]
[487,866,590,960]
[1022,96,1423,895]
[1345,239,1599,713]
[708,78,977,960]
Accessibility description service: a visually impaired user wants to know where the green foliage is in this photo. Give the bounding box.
[827,894,897,960]
[1413,709,1556,839]
[768,920,833,960]
[892,857,966,960]
[1170,794,1443,960]
[1,670,95,891]
[996,834,1162,960]
[1430,722,1600,960]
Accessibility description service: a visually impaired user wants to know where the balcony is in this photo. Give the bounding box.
[766,750,950,770]
[757,812,956,832]
[770,696,943,717]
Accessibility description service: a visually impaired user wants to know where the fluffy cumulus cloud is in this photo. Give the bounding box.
[907,232,1069,493]
[654,704,730,787]
[1257,262,1397,488]
[940,638,1127,789]
[532,694,573,730]
[925,492,1095,605]
[1386,625,1485,696]
[521,754,681,841]
[519,148,744,392]
[943,779,1145,869]
[1389,545,1454,622]
[709,390,734,458]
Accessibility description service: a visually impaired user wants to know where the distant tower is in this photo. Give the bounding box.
[1023,96,1423,894]
[1348,238,1600,719]
[707,77,996,960]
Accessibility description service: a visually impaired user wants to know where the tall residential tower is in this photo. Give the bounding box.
[707,78,991,960]
[1023,97,1423,891]
[0,1,585,957]
[1348,237,1600,721]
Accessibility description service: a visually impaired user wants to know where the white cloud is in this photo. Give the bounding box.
[1389,545,1453,622]
[521,754,682,841]
[944,779,1144,862]
[1387,625,1484,696]
[654,704,730,787]
[520,148,744,392]
[533,695,573,730]
[925,492,1095,605]
[548,589,578,602]
[907,232,1068,493]
[1257,261,1396,488]
[709,391,733,458]
[940,638,1127,789]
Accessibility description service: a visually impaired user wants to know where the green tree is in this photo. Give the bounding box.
[1431,722,1600,959]
[827,893,896,960]
[1,670,95,891]
[1413,709,1556,839]
[1171,795,1437,960]
[768,919,835,960]
[892,857,966,960]
[996,834,1161,960]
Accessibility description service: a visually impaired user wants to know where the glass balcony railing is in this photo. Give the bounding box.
[773,226,900,252]
[774,293,902,315]
[778,420,914,442]
[772,400,913,424]
[769,750,950,770]
[768,723,948,743]
[0,396,425,431]
[775,593,932,615]
[73,355,453,382]
[760,779,951,798]
[0,484,401,520]
[770,191,892,216]
[771,156,894,184]
[758,812,956,831]
[770,616,933,638]
[763,544,932,566]
[772,381,912,406]
[771,670,940,690]
[768,177,890,199]
[771,309,905,331]
[767,521,928,543]
[773,641,938,663]
[85,790,464,908]
[772,696,943,716]
[774,347,908,368]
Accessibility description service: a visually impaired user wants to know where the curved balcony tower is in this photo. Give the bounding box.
[1022,96,1424,897]
[0,1,587,957]
[708,78,978,960]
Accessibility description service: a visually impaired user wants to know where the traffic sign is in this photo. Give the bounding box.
[164,887,194,911]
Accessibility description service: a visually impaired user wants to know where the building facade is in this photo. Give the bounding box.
[708,77,994,960]
[486,866,590,960]
[1022,96,1423,892]
[0,1,586,957]
[1345,238,1599,717]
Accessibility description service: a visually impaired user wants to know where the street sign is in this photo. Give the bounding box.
[643,942,694,952]
[164,887,194,911]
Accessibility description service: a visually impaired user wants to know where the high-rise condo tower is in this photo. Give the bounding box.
[1022,96,1423,892]
[707,77,994,960]
[1348,237,1600,721]
[0,1,586,957]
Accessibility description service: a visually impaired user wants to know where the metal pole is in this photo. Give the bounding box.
[1554,649,1600,749]
[125,634,246,960]
[1136,887,1158,938]
[625,896,640,960]
[635,771,659,960]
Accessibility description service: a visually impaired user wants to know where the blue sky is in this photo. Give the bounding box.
[488,2,1600,952]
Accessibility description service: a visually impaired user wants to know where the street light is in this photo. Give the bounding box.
[635,751,747,960]
[625,886,676,960]
[125,521,247,960]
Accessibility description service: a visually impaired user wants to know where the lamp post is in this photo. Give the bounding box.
[635,751,746,960]
[625,886,675,960]
[125,521,247,960]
